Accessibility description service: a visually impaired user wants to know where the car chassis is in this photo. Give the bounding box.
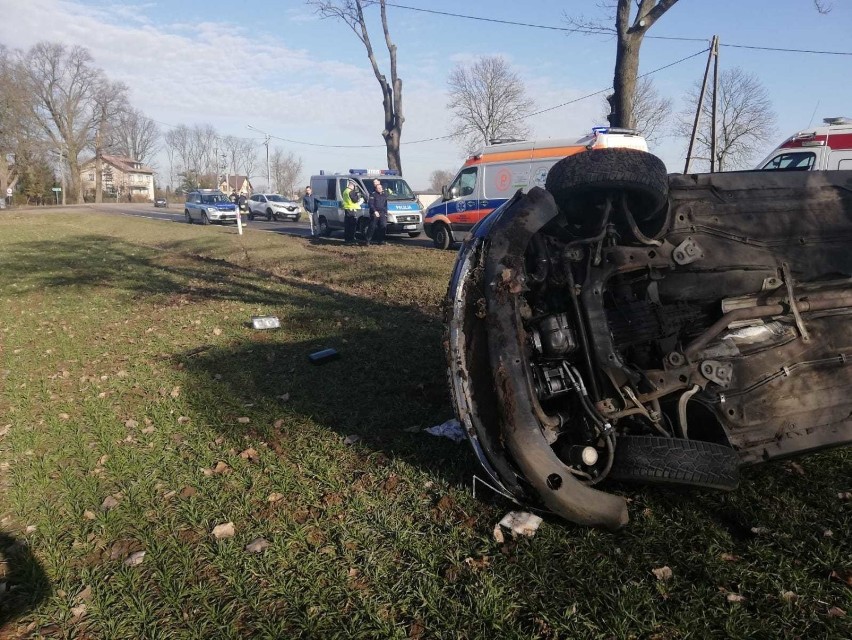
[445,149,852,529]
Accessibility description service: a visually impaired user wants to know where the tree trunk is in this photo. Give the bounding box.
[68,152,83,204]
[610,34,641,129]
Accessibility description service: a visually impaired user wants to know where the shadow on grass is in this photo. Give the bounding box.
[0,532,51,629]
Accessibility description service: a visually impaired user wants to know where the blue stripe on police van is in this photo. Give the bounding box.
[424,198,507,218]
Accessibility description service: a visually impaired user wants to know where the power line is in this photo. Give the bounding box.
[248,45,709,149]
[385,2,852,56]
[384,2,707,42]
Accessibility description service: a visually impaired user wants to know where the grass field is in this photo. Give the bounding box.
[0,210,849,639]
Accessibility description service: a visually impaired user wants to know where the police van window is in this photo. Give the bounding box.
[450,167,477,197]
[761,152,815,171]
[366,178,414,200]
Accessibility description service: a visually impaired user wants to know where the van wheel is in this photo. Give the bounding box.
[319,217,332,236]
[185,210,193,224]
[433,222,452,250]
[408,231,422,238]
[545,148,668,225]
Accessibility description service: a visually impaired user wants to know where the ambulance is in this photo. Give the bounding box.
[309,169,423,238]
[423,128,648,249]
[757,117,852,171]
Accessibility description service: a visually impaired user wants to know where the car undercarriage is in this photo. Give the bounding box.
[445,149,852,529]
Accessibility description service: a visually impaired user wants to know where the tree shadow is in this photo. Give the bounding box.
[0,532,51,629]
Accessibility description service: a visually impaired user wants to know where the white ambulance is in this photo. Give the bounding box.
[757,117,852,171]
[423,128,648,249]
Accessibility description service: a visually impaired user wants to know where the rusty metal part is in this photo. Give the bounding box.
[677,385,701,439]
[483,187,628,530]
[672,236,704,265]
[781,262,810,343]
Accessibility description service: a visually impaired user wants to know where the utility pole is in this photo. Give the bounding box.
[264,134,270,192]
[710,37,720,173]
[59,146,66,205]
[684,35,719,175]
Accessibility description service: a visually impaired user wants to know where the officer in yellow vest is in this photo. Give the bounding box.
[342,180,362,244]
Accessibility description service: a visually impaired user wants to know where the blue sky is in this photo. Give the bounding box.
[2,0,851,189]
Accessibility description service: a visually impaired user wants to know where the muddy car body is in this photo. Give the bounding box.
[445,149,852,529]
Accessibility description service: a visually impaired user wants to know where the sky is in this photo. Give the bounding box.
[2,0,851,190]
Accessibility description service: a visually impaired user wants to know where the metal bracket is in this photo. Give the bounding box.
[672,236,704,265]
[781,262,810,343]
[700,359,733,387]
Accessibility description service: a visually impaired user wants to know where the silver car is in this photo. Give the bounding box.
[247,194,302,222]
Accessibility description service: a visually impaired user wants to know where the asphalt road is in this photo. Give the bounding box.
[82,202,438,249]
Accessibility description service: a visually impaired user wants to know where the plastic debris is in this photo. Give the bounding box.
[425,419,466,443]
[493,511,543,543]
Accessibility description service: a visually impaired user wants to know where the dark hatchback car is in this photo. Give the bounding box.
[154,197,168,208]
[445,148,852,529]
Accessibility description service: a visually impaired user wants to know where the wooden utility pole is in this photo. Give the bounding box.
[710,37,720,172]
[684,35,719,174]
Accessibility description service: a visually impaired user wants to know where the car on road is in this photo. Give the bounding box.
[445,147,852,530]
[247,193,301,222]
[184,189,238,225]
[154,197,168,208]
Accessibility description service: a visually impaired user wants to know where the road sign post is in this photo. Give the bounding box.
[52,186,62,205]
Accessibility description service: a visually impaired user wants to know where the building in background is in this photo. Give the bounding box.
[220,175,253,198]
[80,155,155,202]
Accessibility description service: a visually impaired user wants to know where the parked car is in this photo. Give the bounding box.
[154,197,168,208]
[184,189,238,225]
[247,193,301,221]
[445,147,852,529]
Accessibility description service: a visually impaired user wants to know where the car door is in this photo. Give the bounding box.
[446,167,478,231]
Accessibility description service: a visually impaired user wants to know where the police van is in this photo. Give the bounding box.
[309,169,423,238]
[423,128,648,249]
[756,117,852,171]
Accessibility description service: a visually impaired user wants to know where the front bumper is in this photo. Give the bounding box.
[210,211,237,222]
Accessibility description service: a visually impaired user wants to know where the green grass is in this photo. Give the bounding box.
[0,210,849,639]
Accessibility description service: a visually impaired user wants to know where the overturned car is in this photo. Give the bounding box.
[445,148,852,529]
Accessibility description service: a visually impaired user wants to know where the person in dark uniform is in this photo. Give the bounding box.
[365,181,388,246]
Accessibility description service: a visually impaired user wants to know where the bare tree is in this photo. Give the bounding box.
[113,107,159,163]
[814,0,833,12]
[447,55,534,153]
[270,148,303,197]
[239,140,259,186]
[600,77,672,144]
[566,1,680,129]
[309,0,404,171]
[429,169,455,193]
[676,67,776,171]
[16,42,107,203]
[92,79,129,202]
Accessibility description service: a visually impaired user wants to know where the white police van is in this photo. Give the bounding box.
[309,169,423,238]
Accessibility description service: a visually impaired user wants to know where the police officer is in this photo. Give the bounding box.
[366,181,388,246]
[341,180,362,244]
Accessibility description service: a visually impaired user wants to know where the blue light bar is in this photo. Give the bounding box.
[380,169,399,175]
[592,126,609,134]
[349,169,367,175]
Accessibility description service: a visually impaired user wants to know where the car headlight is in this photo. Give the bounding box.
[207,207,218,213]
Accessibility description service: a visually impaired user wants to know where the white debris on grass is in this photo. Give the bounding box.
[425,419,466,443]
[493,511,544,543]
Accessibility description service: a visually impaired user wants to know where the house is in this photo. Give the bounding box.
[219,175,253,198]
[80,155,155,202]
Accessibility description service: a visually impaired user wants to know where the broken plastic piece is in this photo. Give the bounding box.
[308,348,339,364]
[251,316,280,330]
[493,511,544,543]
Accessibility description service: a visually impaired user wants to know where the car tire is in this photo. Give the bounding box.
[267,208,274,221]
[408,231,422,238]
[608,435,740,491]
[432,222,452,250]
[201,213,210,226]
[248,210,255,221]
[545,148,668,224]
[185,210,192,224]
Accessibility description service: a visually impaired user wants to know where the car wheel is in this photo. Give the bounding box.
[267,208,274,221]
[545,148,669,230]
[201,213,210,226]
[248,210,255,221]
[185,210,192,224]
[319,217,332,237]
[356,217,369,238]
[408,231,422,238]
[609,435,740,491]
[432,222,452,250]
